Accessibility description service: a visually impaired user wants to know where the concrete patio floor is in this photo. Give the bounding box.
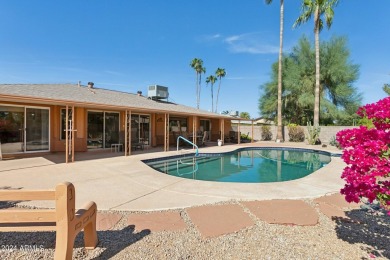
[0,142,345,211]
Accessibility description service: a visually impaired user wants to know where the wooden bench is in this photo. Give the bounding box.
[0,182,98,260]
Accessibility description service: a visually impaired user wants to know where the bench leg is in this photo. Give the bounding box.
[83,203,98,249]
[54,231,75,260]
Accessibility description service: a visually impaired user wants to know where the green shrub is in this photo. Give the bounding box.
[287,124,305,142]
[261,125,273,141]
[241,133,252,142]
[329,136,341,149]
[306,121,321,145]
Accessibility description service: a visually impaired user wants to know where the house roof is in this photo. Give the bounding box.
[0,84,231,118]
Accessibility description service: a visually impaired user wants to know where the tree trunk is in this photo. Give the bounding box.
[198,73,202,109]
[215,80,221,113]
[211,84,214,113]
[313,5,320,126]
[196,72,199,109]
[276,0,284,141]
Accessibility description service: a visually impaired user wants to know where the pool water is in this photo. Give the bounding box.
[144,148,332,183]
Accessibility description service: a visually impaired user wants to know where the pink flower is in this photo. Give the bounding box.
[338,97,390,214]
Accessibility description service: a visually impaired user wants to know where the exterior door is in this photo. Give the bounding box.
[0,106,24,153]
[200,119,211,141]
[25,108,49,151]
[87,111,120,149]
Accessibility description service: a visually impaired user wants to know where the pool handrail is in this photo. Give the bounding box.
[177,136,199,156]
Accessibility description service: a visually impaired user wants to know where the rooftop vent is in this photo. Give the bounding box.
[148,85,169,100]
[230,111,239,117]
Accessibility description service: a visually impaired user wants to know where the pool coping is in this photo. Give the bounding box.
[0,142,346,211]
[142,146,338,183]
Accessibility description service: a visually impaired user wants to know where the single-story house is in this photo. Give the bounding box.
[0,83,235,162]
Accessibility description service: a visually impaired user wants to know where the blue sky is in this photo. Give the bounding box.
[0,1,389,118]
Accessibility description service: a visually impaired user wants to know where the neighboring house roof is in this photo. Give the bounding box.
[231,119,255,124]
[254,117,275,125]
[0,84,231,118]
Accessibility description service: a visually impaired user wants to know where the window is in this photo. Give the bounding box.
[169,117,187,132]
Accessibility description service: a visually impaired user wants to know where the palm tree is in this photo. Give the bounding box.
[190,58,206,109]
[265,0,284,141]
[215,68,226,113]
[240,112,251,119]
[206,75,217,112]
[293,0,339,126]
[383,84,390,96]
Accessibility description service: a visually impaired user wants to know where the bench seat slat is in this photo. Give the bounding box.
[0,210,56,223]
[0,223,56,231]
[0,190,56,201]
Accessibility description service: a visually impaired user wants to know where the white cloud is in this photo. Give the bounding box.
[224,32,279,54]
[198,33,223,42]
[104,70,125,76]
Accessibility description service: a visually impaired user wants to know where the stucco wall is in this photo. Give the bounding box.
[231,125,358,143]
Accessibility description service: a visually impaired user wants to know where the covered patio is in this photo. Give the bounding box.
[0,83,254,162]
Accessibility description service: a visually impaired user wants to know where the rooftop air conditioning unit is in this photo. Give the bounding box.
[230,111,239,117]
[148,85,169,100]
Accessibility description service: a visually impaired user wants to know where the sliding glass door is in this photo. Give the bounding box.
[0,105,49,153]
[131,114,150,146]
[87,112,104,149]
[25,108,49,151]
[104,112,120,148]
[0,106,24,153]
[87,111,119,149]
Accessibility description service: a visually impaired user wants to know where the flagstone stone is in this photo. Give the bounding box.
[316,202,349,220]
[96,212,123,231]
[314,193,360,210]
[242,200,318,226]
[186,204,254,238]
[127,211,187,232]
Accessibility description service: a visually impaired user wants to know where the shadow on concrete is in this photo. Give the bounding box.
[0,186,22,209]
[334,209,390,258]
[90,225,150,259]
[0,225,150,259]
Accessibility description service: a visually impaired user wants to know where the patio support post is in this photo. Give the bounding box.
[164,113,169,152]
[65,105,69,163]
[71,106,75,162]
[167,113,169,151]
[125,110,127,156]
[238,120,241,144]
[192,116,196,147]
[220,119,225,145]
[251,119,254,143]
[65,105,76,163]
[129,110,132,155]
[125,110,129,156]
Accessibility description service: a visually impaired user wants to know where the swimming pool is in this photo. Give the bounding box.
[143,147,333,183]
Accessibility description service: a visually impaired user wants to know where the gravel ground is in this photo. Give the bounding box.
[0,201,389,260]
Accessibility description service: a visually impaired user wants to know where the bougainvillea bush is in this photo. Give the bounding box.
[336,97,390,214]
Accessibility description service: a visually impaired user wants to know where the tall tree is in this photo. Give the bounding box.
[265,0,284,141]
[205,75,217,112]
[259,36,361,126]
[190,58,206,109]
[293,0,339,126]
[240,112,251,119]
[383,84,390,96]
[215,68,226,113]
